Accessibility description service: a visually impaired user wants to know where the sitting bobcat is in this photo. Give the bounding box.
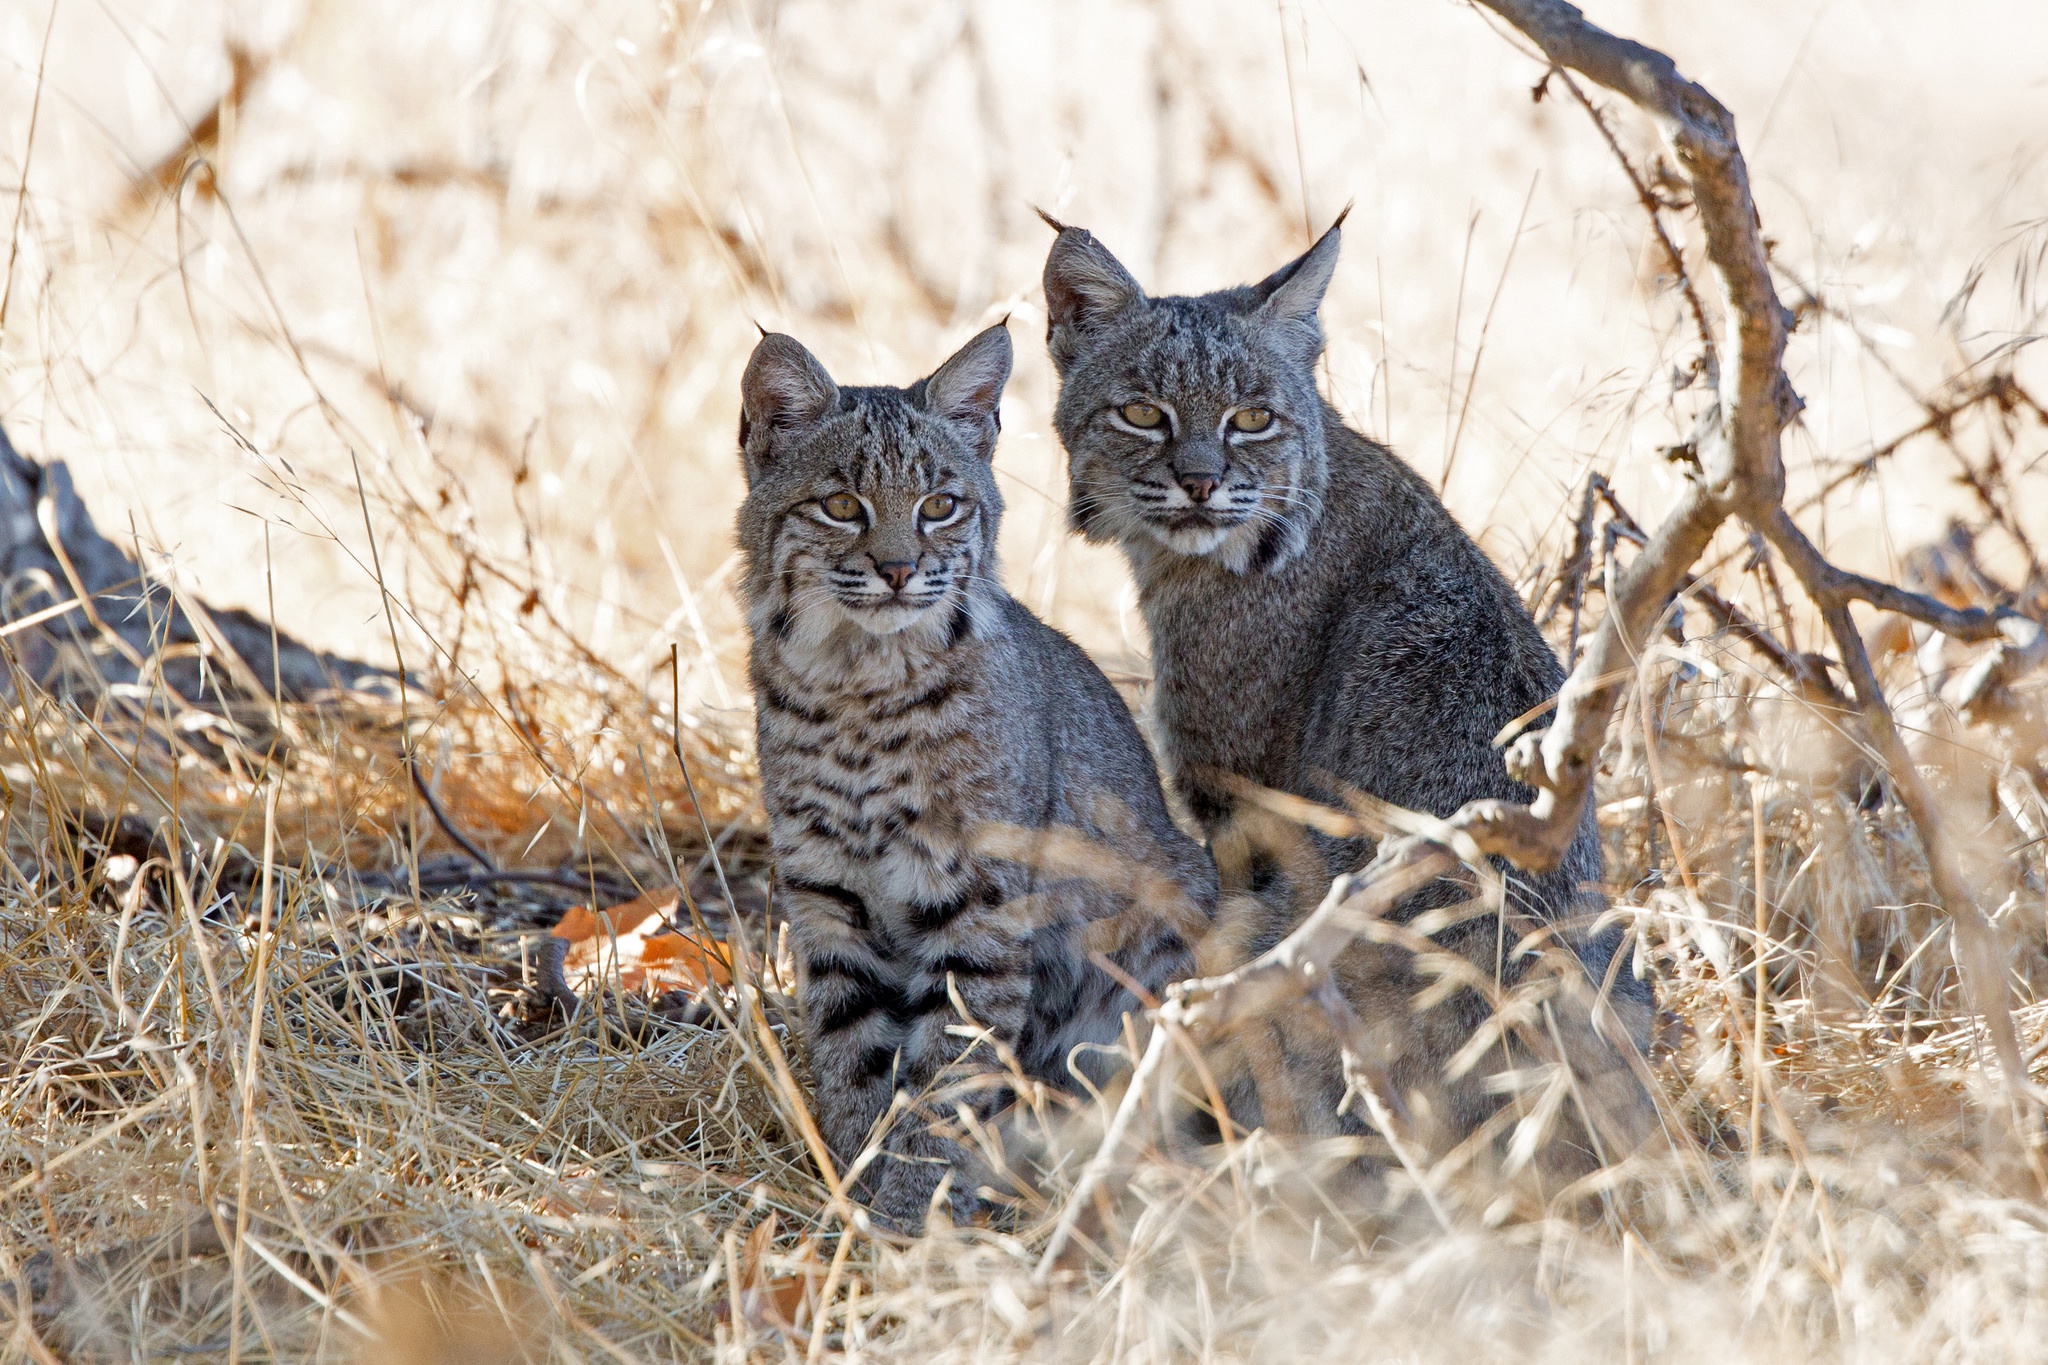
[1040,216,1654,1159]
[735,321,1217,1230]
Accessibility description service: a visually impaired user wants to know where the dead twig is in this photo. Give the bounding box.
[1464,6,2045,1173]
[1549,66,1717,383]
[1036,837,1455,1277]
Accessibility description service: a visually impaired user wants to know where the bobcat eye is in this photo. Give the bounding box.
[820,493,863,523]
[1120,402,1166,429]
[919,493,959,521]
[1230,407,1274,433]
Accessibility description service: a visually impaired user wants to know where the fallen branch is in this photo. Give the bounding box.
[0,423,397,708]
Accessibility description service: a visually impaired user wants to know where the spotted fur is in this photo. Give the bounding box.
[736,323,1217,1230]
[1041,220,1655,1162]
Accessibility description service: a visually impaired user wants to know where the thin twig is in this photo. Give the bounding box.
[1553,67,1716,378]
[406,759,497,871]
[1443,171,1540,491]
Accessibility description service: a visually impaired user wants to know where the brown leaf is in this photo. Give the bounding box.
[548,889,736,997]
[727,1215,823,1334]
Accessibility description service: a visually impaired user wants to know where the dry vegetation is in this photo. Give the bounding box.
[2,0,2047,1360]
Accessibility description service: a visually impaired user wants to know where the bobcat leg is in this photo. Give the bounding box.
[789,885,1030,1230]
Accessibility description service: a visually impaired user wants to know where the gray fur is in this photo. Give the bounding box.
[1042,220,1654,1156]
[737,322,1217,1230]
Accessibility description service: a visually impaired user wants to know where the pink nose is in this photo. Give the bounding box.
[876,561,915,592]
[1178,473,1219,503]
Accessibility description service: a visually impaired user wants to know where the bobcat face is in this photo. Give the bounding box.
[762,430,985,636]
[1043,217,1343,575]
[736,326,1010,641]
[1065,306,1322,560]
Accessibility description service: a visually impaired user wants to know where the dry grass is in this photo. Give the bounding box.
[3,0,2048,1360]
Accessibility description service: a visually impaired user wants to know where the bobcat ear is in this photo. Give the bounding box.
[920,322,1012,461]
[1042,225,1145,370]
[1253,208,1346,324]
[739,333,839,476]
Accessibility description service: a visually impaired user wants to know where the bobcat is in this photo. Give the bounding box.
[1040,216,1654,1160]
[735,321,1218,1231]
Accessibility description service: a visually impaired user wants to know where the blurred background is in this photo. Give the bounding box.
[0,0,2044,708]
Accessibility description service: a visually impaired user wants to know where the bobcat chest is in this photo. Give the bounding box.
[1141,573,1310,791]
[756,667,1004,914]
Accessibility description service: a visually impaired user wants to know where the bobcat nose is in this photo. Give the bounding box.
[1177,473,1220,504]
[874,560,916,592]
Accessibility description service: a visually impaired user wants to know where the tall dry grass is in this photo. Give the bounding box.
[2,0,2047,1360]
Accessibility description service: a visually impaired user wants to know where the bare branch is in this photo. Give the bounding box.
[1762,507,2017,643]
[1804,358,2048,507]
[1479,1,1796,504]
[1468,0,2041,1171]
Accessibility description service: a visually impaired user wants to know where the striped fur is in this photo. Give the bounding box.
[736,323,1217,1231]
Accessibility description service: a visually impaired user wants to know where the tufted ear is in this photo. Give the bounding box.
[920,322,1012,461]
[1041,218,1146,371]
[739,333,840,478]
[1252,209,1346,324]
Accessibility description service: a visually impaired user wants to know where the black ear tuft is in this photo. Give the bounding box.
[739,333,839,477]
[1251,211,1346,322]
[1042,226,1146,370]
[922,322,1013,461]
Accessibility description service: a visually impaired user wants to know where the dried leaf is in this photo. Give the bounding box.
[731,1214,823,1334]
[548,889,734,996]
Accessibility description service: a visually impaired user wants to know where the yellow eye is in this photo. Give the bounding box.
[919,493,959,521]
[1231,407,1274,433]
[1120,402,1166,429]
[820,493,863,522]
